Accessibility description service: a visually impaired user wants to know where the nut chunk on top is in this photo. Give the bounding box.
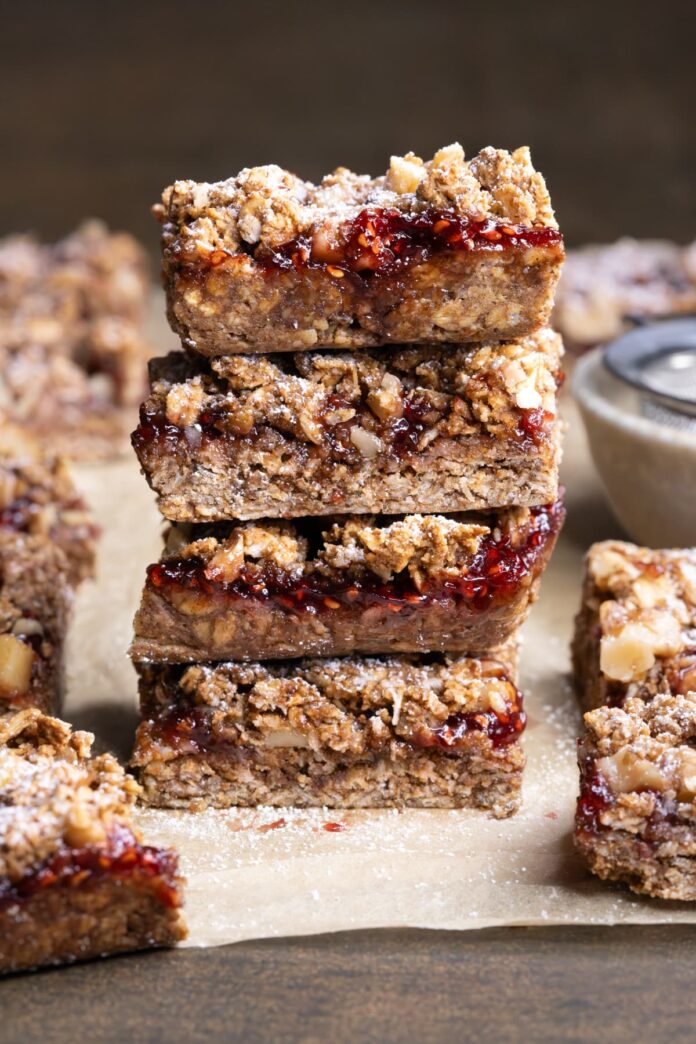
[157,143,564,355]
[572,540,696,712]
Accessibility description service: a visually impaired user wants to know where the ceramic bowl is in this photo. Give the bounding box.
[573,346,696,547]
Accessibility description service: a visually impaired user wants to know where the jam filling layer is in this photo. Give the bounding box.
[0,825,181,911]
[148,500,564,618]
[181,206,563,281]
[146,690,525,757]
[576,759,692,842]
[132,393,554,464]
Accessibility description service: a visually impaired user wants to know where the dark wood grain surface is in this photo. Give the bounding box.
[1,0,694,252]
[3,926,696,1043]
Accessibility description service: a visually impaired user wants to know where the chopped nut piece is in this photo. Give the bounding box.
[573,541,696,712]
[0,634,34,697]
[349,426,383,458]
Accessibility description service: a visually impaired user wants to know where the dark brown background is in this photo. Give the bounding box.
[1,0,694,256]
[2,3,696,1040]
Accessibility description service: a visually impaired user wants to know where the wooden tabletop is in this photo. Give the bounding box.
[3,925,696,1042]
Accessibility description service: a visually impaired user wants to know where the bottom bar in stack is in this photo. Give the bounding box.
[0,709,186,974]
[131,646,525,817]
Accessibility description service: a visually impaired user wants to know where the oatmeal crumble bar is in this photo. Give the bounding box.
[131,649,525,816]
[131,501,563,662]
[576,692,696,900]
[0,532,70,714]
[0,222,153,459]
[0,432,98,586]
[158,144,564,354]
[133,329,563,520]
[572,541,696,712]
[554,238,696,351]
[0,709,185,974]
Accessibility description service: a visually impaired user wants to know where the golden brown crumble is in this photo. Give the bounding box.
[584,542,696,689]
[0,709,140,882]
[156,329,562,449]
[142,653,518,756]
[583,693,696,830]
[157,144,558,260]
[162,509,535,588]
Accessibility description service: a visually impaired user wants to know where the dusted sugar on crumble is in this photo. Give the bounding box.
[131,501,563,662]
[0,709,185,974]
[132,331,563,522]
[572,540,696,711]
[576,692,696,899]
[157,144,564,354]
[131,650,525,816]
[159,144,558,260]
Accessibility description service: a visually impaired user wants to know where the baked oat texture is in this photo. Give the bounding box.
[0,709,186,974]
[157,143,564,353]
[133,330,563,521]
[131,650,525,817]
[576,693,696,900]
[0,222,152,459]
[0,531,71,714]
[572,540,696,712]
[130,504,562,662]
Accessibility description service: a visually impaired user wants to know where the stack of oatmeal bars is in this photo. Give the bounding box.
[130,143,566,817]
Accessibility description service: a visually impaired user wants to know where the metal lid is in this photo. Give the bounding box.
[604,317,696,418]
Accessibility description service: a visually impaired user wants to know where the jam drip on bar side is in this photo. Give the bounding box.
[0,824,181,911]
[184,206,563,280]
[147,500,565,617]
[414,689,526,750]
[576,762,614,833]
[147,690,525,756]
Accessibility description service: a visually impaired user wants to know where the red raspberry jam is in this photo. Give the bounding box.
[514,408,556,448]
[576,757,689,843]
[147,500,564,618]
[414,688,526,750]
[576,762,614,834]
[147,685,524,755]
[0,824,181,911]
[148,705,240,756]
[183,207,563,281]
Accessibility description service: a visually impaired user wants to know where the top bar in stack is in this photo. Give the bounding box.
[157,144,564,355]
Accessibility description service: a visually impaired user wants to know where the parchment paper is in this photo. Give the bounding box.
[64,393,696,946]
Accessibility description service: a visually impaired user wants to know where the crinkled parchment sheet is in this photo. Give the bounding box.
[65,397,696,945]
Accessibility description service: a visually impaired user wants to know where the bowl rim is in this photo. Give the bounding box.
[572,347,696,449]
